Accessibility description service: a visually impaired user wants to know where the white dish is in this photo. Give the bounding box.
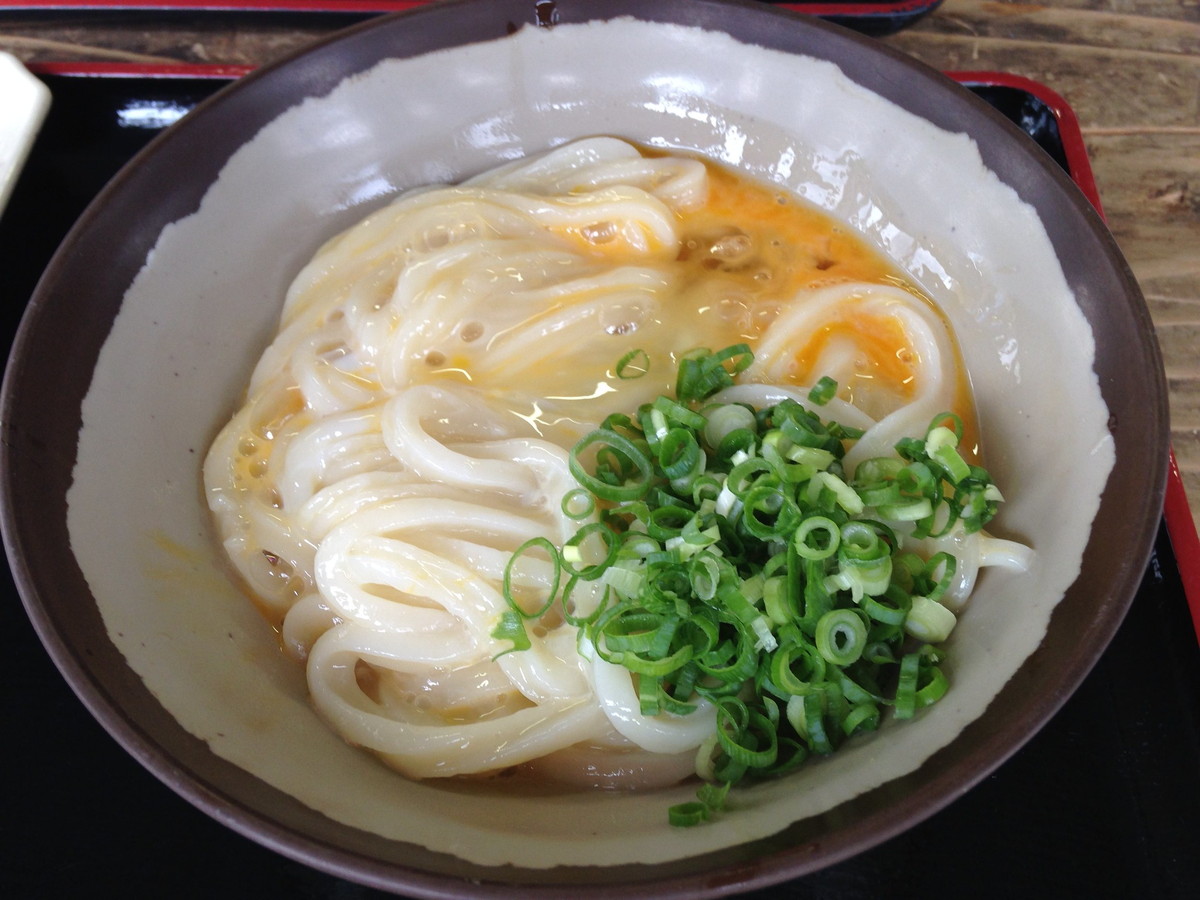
[0,53,50,219]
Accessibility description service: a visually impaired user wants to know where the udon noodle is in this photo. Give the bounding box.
[204,137,1030,789]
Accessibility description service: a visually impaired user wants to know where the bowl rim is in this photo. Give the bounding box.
[0,0,1169,896]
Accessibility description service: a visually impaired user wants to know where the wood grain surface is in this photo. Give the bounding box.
[887,0,1200,538]
[2,0,1197,531]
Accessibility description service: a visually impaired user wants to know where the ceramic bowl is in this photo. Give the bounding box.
[0,0,1167,896]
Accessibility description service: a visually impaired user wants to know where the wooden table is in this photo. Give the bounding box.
[2,0,1197,532]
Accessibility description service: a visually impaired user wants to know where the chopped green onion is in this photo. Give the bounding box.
[794,515,841,561]
[615,348,650,379]
[561,488,596,520]
[502,348,1014,826]
[842,702,880,736]
[703,403,757,449]
[807,375,838,406]
[560,521,620,580]
[676,343,754,403]
[904,595,957,643]
[893,651,921,719]
[814,608,868,666]
[915,659,950,708]
[502,536,560,618]
[489,610,531,657]
[668,779,730,826]
[666,800,709,827]
[568,428,655,502]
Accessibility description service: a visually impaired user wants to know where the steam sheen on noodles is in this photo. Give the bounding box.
[204,138,1031,789]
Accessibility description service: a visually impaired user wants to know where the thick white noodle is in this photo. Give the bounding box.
[747,282,958,472]
[305,622,608,778]
[203,138,1029,786]
[204,138,721,779]
[590,651,719,754]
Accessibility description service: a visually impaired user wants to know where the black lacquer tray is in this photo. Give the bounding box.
[1,62,1197,899]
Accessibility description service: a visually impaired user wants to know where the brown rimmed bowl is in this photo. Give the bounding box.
[0,0,1167,896]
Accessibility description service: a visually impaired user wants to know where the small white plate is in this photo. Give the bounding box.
[0,53,50,218]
